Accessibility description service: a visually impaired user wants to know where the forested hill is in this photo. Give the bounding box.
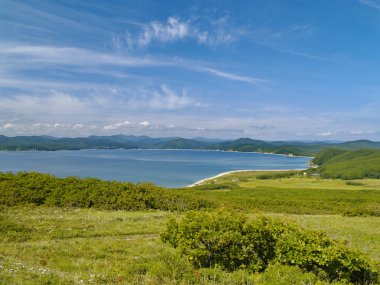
[0,135,380,156]
[311,148,380,179]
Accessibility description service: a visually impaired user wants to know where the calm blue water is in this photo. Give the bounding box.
[0,149,310,187]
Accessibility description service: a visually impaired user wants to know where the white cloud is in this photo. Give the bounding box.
[0,84,203,130]
[73,124,84,129]
[135,17,189,48]
[122,15,240,50]
[140,121,150,127]
[103,121,130,130]
[3,123,16,129]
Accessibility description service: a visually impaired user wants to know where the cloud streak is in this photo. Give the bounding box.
[0,44,159,67]
[0,43,265,85]
[358,0,380,10]
[196,67,266,85]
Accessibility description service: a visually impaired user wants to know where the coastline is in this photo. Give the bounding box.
[187,168,306,187]
[0,148,314,158]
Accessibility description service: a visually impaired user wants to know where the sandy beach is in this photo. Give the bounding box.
[187,168,306,187]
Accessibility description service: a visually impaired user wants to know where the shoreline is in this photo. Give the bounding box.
[0,148,314,158]
[187,168,306,187]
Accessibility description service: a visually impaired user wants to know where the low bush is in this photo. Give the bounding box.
[161,211,379,284]
[0,172,214,211]
[255,171,299,180]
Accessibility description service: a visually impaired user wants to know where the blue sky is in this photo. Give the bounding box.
[1,0,380,140]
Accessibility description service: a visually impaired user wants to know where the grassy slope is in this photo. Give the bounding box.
[1,171,380,284]
[0,206,379,284]
[180,171,380,216]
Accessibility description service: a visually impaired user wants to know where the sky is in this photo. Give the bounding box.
[1,0,380,140]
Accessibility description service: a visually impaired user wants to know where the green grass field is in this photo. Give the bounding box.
[1,171,380,284]
[1,206,379,284]
[184,171,380,216]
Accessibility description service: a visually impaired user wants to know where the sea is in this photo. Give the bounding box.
[0,149,311,188]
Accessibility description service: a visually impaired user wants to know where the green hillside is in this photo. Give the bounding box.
[160,138,210,149]
[311,148,380,179]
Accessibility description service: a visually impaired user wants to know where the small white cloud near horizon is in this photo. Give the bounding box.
[73,124,84,129]
[349,130,376,135]
[140,121,150,127]
[104,121,130,131]
[317,131,332,137]
[3,123,16,129]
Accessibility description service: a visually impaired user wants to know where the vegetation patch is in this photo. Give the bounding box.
[0,172,214,211]
[161,210,379,284]
[310,148,380,179]
[255,171,300,180]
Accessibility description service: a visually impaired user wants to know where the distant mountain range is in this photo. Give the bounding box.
[0,135,379,156]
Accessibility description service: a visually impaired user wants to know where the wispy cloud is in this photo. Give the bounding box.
[0,44,159,67]
[358,0,380,10]
[0,92,91,117]
[0,44,266,85]
[349,130,376,135]
[128,85,202,110]
[194,16,239,47]
[115,15,241,50]
[130,17,189,48]
[0,84,204,128]
[196,67,266,85]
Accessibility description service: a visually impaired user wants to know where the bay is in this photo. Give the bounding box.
[0,149,311,188]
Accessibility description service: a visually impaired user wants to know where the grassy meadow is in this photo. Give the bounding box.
[1,170,380,284]
[183,171,380,216]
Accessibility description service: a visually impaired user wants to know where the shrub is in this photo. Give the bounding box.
[255,171,298,180]
[161,211,379,284]
[253,263,320,285]
[0,172,214,211]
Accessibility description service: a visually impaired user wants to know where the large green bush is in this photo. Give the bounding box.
[161,211,379,284]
